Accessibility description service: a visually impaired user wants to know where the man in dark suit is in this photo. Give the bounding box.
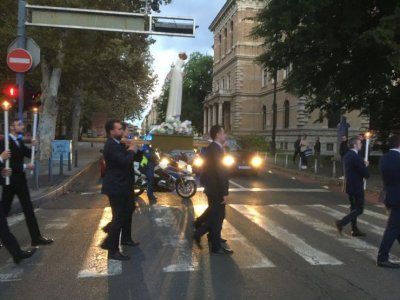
[377,135,400,268]
[193,125,232,255]
[0,119,53,247]
[335,137,370,236]
[101,119,137,261]
[0,150,37,264]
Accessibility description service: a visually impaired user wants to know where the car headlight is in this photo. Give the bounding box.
[222,154,235,167]
[159,158,170,169]
[193,157,204,168]
[251,156,263,168]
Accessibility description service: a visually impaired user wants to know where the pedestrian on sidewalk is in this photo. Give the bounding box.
[300,134,310,170]
[101,119,137,261]
[339,135,349,179]
[193,125,233,255]
[335,137,370,237]
[0,150,37,264]
[293,135,301,163]
[377,135,400,268]
[0,119,53,247]
[314,137,321,167]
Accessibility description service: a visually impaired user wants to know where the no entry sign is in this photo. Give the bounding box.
[7,48,33,73]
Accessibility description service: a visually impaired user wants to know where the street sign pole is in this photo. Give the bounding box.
[16,0,27,121]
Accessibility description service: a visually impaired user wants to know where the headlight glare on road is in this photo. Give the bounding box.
[193,157,204,168]
[251,156,263,168]
[222,154,235,167]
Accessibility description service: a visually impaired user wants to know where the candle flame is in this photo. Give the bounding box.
[32,107,38,113]
[365,132,372,139]
[1,101,11,111]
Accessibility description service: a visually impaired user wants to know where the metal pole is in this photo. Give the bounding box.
[332,159,336,178]
[60,154,64,175]
[74,149,78,167]
[274,153,277,164]
[68,152,72,171]
[314,158,318,174]
[285,154,288,167]
[17,0,27,120]
[48,157,53,184]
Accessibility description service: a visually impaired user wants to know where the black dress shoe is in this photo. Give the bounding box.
[221,244,234,254]
[351,230,367,237]
[32,237,54,246]
[377,261,400,268]
[211,247,234,256]
[221,238,227,243]
[108,251,130,261]
[102,222,111,233]
[335,220,343,235]
[121,240,140,247]
[13,248,37,264]
[206,234,227,244]
[192,234,203,249]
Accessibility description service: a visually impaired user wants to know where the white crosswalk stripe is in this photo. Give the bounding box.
[271,205,400,263]
[230,204,343,265]
[78,207,122,278]
[338,205,388,221]
[308,205,386,236]
[193,205,275,269]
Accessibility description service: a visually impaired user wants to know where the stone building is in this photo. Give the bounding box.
[203,0,368,154]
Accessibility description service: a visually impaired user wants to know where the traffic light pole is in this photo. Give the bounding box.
[16,0,26,121]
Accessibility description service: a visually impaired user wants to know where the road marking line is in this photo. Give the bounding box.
[151,206,198,273]
[271,205,400,263]
[45,223,68,230]
[8,209,41,227]
[229,180,246,189]
[308,205,385,236]
[338,205,387,221]
[199,187,328,193]
[194,205,275,269]
[231,204,342,266]
[78,207,122,278]
[0,260,24,282]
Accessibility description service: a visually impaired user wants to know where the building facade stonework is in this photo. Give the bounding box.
[204,0,368,154]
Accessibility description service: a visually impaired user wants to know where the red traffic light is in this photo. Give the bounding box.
[4,85,18,98]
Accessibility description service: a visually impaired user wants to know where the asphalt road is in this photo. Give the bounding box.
[0,166,399,300]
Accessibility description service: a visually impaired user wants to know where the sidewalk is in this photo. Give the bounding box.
[26,142,104,201]
[270,153,383,192]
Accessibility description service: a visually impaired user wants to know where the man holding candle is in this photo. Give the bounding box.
[335,137,370,237]
[0,119,53,247]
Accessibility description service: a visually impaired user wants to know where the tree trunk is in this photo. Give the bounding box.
[271,70,278,156]
[71,84,84,157]
[38,39,65,160]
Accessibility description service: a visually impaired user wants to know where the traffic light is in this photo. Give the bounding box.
[3,85,18,99]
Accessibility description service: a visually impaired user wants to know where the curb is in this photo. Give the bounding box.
[10,159,100,214]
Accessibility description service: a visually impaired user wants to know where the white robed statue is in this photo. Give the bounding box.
[166,52,187,120]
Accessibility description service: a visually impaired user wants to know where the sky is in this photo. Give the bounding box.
[136,0,226,124]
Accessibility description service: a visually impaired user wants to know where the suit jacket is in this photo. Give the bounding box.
[101,138,135,197]
[380,150,400,208]
[344,150,370,196]
[0,136,31,176]
[202,142,229,201]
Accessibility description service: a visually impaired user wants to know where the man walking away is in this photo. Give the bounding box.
[377,135,400,268]
[101,119,137,261]
[335,137,369,237]
[193,125,232,255]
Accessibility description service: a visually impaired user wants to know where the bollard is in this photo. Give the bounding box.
[274,153,277,164]
[285,154,288,167]
[332,159,336,178]
[48,157,53,184]
[68,152,72,171]
[74,149,78,167]
[314,158,318,174]
[299,156,302,170]
[60,154,64,176]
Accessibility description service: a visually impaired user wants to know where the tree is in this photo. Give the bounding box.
[253,0,400,141]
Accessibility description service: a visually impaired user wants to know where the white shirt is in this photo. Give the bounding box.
[112,138,121,145]
[9,134,20,147]
[390,148,400,154]
[351,149,358,154]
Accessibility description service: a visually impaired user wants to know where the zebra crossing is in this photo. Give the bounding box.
[0,203,394,282]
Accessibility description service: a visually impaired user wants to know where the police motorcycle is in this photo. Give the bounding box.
[133,151,197,199]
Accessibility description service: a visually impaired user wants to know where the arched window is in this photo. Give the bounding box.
[230,21,234,48]
[262,105,267,130]
[284,100,290,128]
[219,33,222,58]
[224,27,228,54]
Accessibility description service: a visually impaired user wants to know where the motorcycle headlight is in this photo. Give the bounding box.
[187,165,193,173]
[160,158,170,169]
[251,156,263,168]
[222,154,235,167]
[193,157,204,168]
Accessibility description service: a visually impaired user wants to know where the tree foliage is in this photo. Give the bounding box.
[253,0,400,139]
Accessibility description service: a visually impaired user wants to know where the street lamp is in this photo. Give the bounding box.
[1,100,12,185]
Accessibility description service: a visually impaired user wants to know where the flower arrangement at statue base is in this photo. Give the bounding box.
[150,117,193,136]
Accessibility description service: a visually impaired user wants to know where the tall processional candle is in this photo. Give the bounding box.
[1,101,11,185]
[31,107,38,174]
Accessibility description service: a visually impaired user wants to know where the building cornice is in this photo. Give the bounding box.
[209,0,236,31]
